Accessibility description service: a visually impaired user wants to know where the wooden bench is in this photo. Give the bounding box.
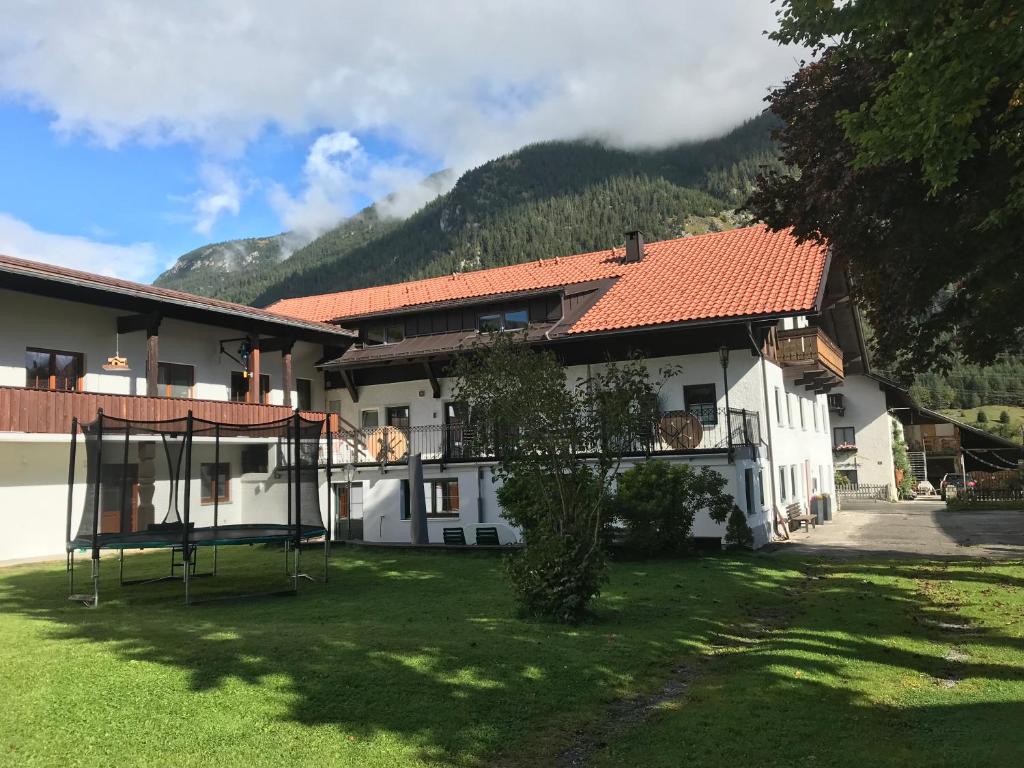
[787,502,816,532]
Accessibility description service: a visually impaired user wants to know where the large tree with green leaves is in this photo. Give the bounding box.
[450,336,674,623]
[749,1,1024,373]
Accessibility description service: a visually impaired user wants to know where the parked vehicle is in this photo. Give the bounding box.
[939,473,976,499]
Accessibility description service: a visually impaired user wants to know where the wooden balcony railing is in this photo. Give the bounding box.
[777,327,844,378]
[0,385,334,434]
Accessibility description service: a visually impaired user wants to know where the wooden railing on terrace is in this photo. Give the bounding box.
[0,385,335,434]
[777,327,844,378]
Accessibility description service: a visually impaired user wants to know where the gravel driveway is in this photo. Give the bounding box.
[767,500,1024,559]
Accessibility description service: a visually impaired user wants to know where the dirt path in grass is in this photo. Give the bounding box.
[535,602,802,768]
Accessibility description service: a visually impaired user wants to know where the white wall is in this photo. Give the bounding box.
[0,433,334,563]
[325,343,829,549]
[0,288,325,408]
[831,374,897,498]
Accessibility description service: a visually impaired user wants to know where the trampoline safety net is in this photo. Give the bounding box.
[69,411,327,552]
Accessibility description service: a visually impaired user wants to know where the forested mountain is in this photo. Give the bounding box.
[154,113,781,305]
[910,358,1024,411]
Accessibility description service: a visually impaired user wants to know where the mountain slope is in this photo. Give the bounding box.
[156,112,780,305]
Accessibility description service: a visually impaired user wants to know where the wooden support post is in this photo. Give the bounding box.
[146,319,160,397]
[339,368,358,403]
[282,341,294,408]
[422,361,441,399]
[247,335,261,404]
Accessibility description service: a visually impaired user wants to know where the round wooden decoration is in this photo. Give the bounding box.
[658,411,703,450]
[367,426,409,464]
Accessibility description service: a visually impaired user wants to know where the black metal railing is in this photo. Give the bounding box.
[332,407,762,467]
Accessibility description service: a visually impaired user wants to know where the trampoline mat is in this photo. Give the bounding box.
[69,524,327,551]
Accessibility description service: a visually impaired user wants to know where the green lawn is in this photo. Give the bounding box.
[1,548,1022,767]
[941,404,1024,437]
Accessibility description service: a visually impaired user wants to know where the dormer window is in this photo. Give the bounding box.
[478,307,529,333]
[365,323,404,345]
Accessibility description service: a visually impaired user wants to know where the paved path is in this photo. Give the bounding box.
[767,500,1024,560]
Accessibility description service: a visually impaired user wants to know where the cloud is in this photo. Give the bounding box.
[0,1,801,173]
[0,212,161,282]
[269,130,437,236]
[191,164,242,235]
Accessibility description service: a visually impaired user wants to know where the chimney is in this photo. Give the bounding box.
[624,230,645,263]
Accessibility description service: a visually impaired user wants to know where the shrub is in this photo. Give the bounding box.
[977,410,989,423]
[614,460,734,557]
[724,505,754,549]
[1000,410,1011,424]
[498,471,608,623]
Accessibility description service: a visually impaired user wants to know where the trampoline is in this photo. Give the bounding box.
[65,409,333,607]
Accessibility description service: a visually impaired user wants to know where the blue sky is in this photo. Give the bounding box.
[0,1,798,285]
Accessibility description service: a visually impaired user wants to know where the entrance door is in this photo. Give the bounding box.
[100,464,139,534]
[333,482,363,541]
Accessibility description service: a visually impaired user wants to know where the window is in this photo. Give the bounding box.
[386,406,410,429]
[503,308,529,331]
[758,470,765,506]
[296,378,312,411]
[429,479,460,517]
[683,383,718,426]
[478,307,529,333]
[158,362,194,399]
[400,479,410,520]
[328,399,343,415]
[774,387,783,426]
[200,463,230,504]
[365,323,404,345]
[838,469,858,485]
[241,445,269,474]
[478,313,502,333]
[360,409,380,429]
[25,348,82,391]
[744,469,755,516]
[833,426,856,449]
[790,466,798,500]
[230,371,270,403]
[799,398,806,430]
[813,402,820,432]
[779,467,787,501]
[786,393,794,427]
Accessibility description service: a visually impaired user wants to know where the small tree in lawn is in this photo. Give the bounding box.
[451,334,674,623]
[1000,410,1011,425]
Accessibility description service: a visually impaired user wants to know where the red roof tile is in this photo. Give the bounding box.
[267,225,828,334]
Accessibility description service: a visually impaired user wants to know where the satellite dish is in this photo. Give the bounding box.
[658,411,703,450]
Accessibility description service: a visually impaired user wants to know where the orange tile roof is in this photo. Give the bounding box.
[267,225,828,334]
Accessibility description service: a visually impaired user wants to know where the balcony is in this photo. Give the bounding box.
[777,326,844,391]
[332,408,762,467]
[0,385,334,434]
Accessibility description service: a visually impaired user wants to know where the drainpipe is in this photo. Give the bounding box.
[748,322,781,534]
[544,291,567,341]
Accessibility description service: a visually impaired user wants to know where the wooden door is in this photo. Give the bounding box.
[100,465,139,534]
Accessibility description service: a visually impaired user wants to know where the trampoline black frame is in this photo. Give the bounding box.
[65,408,335,607]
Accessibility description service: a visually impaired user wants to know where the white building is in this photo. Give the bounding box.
[0,254,350,562]
[2,225,873,562]
[269,226,851,549]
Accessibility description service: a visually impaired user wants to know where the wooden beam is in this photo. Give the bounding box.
[339,368,358,403]
[422,361,441,399]
[247,335,261,404]
[281,341,294,408]
[146,325,160,397]
[117,311,161,335]
[259,337,296,353]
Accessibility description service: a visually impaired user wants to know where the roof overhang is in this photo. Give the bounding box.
[0,255,354,344]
